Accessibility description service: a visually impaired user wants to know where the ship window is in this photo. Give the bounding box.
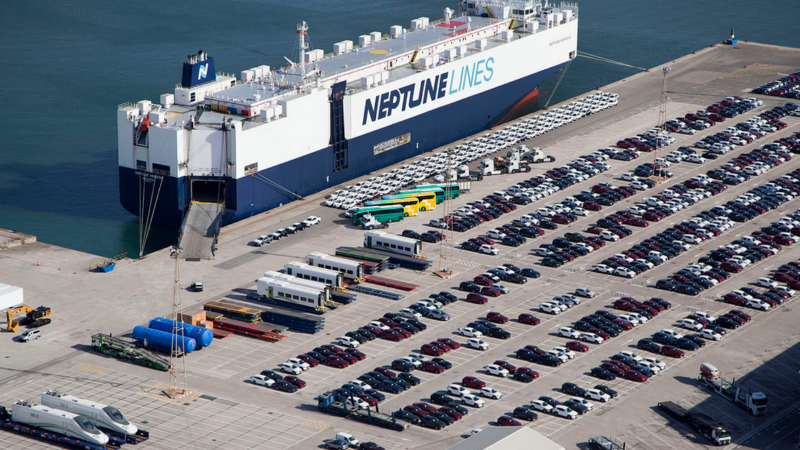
[103,406,130,425]
[190,92,196,102]
[153,163,170,176]
[245,163,258,175]
[136,160,147,172]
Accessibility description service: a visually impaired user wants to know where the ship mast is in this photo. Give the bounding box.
[297,21,309,79]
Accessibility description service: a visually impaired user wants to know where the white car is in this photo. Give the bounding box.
[461,394,485,408]
[399,308,422,320]
[747,298,770,311]
[458,327,483,338]
[700,329,723,341]
[249,375,275,387]
[368,321,390,330]
[616,314,640,326]
[554,405,578,419]
[620,172,636,181]
[467,338,489,350]
[642,357,666,370]
[574,287,595,298]
[600,231,620,241]
[573,207,589,216]
[614,267,636,278]
[483,364,510,377]
[348,380,371,389]
[570,397,594,411]
[337,336,360,348]
[547,350,569,363]
[637,361,662,374]
[448,384,470,397]
[683,234,701,244]
[552,346,577,359]
[401,356,422,368]
[486,229,507,239]
[286,358,310,371]
[408,352,430,363]
[558,327,580,339]
[661,328,683,339]
[480,387,503,399]
[303,216,321,226]
[278,363,303,375]
[530,399,554,413]
[579,332,604,344]
[593,264,613,274]
[253,235,272,246]
[757,277,777,288]
[479,245,499,255]
[619,351,643,362]
[584,389,611,402]
[679,319,703,331]
[539,303,562,314]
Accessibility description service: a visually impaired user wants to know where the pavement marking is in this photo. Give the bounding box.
[300,419,332,431]
[75,363,107,373]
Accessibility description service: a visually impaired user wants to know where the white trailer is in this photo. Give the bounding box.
[11,400,110,445]
[41,390,138,436]
[256,277,327,309]
[0,283,23,310]
[364,230,422,256]
[284,261,345,288]
[306,252,364,279]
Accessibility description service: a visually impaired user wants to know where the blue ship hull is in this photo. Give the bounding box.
[120,62,567,228]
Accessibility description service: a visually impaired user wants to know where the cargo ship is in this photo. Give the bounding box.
[118,0,578,227]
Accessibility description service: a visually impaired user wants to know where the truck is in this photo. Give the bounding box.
[515,145,555,164]
[658,401,732,446]
[698,363,768,416]
[315,390,410,431]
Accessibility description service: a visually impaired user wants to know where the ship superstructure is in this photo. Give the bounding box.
[118,1,578,227]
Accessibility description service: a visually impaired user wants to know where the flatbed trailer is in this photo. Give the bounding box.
[363,275,419,291]
[316,391,409,431]
[658,401,731,446]
[91,333,171,372]
[588,436,625,450]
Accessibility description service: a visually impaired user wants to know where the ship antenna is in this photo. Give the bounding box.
[297,21,309,79]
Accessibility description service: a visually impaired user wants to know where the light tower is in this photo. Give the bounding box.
[434,148,457,279]
[163,245,189,399]
[653,66,671,183]
[297,21,309,78]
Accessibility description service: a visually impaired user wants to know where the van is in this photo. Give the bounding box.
[336,433,360,447]
[20,329,41,342]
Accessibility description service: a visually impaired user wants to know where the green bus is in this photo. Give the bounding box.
[350,205,406,225]
[413,183,461,201]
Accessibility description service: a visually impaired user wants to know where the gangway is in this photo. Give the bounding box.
[177,201,223,260]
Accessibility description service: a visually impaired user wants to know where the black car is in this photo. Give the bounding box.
[563,399,589,415]
[595,384,618,398]
[459,281,481,293]
[652,332,677,346]
[392,409,421,424]
[342,383,364,395]
[430,411,454,426]
[512,372,534,383]
[260,370,283,381]
[402,230,421,239]
[379,381,403,394]
[406,319,427,331]
[516,348,539,362]
[541,258,562,268]
[398,372,421,386]
[611,354,638,367]
[513,407,539,421]
[590,368,616,380]
[655,279,677,291]
[430,391,457,405]
[364,389,386,401]
[561,382,587,397]
[507,273,528,284]
[502,237,521,247]
[345,331,368,344]
[432,357,452,369]
[637,339,661,353]
[487,328,511,339]
[420,415,446,430]
[675,338,699,351]
[684,335,707,347]
[272,380,298,393]
[715,317,740,329]
[391,359,415,372]
[461,241,480,252]
[398,322,420,334]
[359,375,380,386]
[676,284,700,296]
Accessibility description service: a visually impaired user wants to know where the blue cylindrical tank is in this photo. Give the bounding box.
[132,326,196,353]
[148,317,213,348]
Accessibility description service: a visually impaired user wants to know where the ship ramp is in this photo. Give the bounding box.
[178,201,223,260]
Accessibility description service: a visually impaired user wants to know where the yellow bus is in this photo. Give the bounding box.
[363,197,421,217]
[382,190,436,211]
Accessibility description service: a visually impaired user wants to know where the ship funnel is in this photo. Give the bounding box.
[444,7,453,25]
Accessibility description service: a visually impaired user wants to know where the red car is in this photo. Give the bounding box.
[586,226,604,234]
[606,360,629,371]
[626,218,649,227]
[552,214,572,224]
[462,376,486,388]
[720,262,743,273]
[429,341,451,352]
[404,405,429,417]
[375,367,396,377]
[421,361,445,374]
[686,314,709,326]
[474,275,493,286]
[584,202,603,212]
[421,344,444,356]
[624,370,648,382]
[613,301,636,311]
[339,353,358,364]
[283,376,306,389]
[497,416,522,426]
[376,318,397,328]
[612,319,633,330]
[380,330,403,341]
[518,313,540,325]
[344,348,367,361]
[487,312,509,324]
[437,338,460,350]
[321,344,344,353]
[296,354,320,367]
[494,360,517,372]
[524,345,546,355]
[516,367,539,378]
[721,313,745,325]
[476,236,495,245]
[661,345,685,358]
[413,402,438,414]
[600,363,625,376]
[438,406,463,420]
[392,327,411,338]
[466,293,488,304]
[566,341,589,352]
[358,394,379,406]
[724,293,747,305]
[327,356,349,368]
[481,286,502,297]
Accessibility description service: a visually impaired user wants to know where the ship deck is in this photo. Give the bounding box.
[4,41,800,450]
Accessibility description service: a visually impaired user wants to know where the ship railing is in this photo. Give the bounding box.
[118,102,135,110]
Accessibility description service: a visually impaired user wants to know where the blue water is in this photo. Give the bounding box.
[1,0,798,257]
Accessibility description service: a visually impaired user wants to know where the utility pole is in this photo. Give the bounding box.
[164,245,189,399]
[435,148,457,279]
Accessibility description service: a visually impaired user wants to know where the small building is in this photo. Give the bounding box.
[447,427,565,450]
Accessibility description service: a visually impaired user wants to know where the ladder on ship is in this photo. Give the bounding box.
[251,173,304,200]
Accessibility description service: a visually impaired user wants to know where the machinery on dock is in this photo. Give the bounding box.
[40,390,149,444]
[658,401,732,446]
[697,363,768,416]
[316,390,409,431]
[6,305,52,332]
[91,333,172,371]
[1,400,111,448]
